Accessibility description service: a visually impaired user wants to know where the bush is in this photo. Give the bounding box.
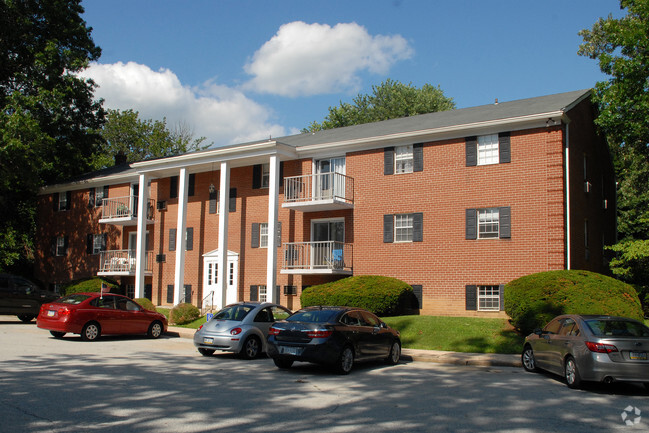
[300,275,418,316]
[170,302,200,325]
[504,270,643,335]
[63,277,120,296]
[135,298,156,311]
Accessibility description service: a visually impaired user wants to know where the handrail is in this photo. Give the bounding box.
[282,241,352,271]
[284,172,354,204]
[101,196,155,221]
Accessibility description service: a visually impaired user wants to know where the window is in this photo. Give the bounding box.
[466,133,510,166]
[477,134,499,165]
[229,263,234,286]
[259,285,267,302]
[56,236,66,256]
[478,285,500,311]
[395,145,414,174]
[92,234,104,254]
[395,214,414,242]
[466,207,511,239]
[58,192,68,211]
[259,223,269,248]
[384,213,423,243]
[478,208,500,239]
[94,187,105,207]
[261,163,270,188]
[126,284,135,299]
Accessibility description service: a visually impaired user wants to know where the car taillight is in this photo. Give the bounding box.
[230,327,242,335]
[585,341,619,353]
[305,329,333,339]
[58,307,71,316]
[197,324,203,331]
[268,326,280,336]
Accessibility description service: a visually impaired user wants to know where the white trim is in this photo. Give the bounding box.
[565,123,571,270]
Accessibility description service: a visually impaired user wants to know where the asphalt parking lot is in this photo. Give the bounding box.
[1,316,648,433]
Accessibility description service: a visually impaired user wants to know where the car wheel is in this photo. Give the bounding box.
[50,331,66,339]
[18,314,35,323]
[147,321,163,339]
[564,356,582,389]
[273,358,294,369]
[198,348,215,357]
[522,345,538,372]
[385,341,401,365]
[336,346,354,375]
[241,336,261,359]
[81,322,101,341]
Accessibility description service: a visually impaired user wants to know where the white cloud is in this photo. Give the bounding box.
[80,61,289,147]
[243,21,414,97]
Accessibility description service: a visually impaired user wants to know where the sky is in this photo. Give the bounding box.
[79,0,625,148]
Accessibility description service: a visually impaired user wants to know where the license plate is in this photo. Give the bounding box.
[203,337,214,344]
[47,310,55,317]
[630,351,647,360]
[279,346,301,356]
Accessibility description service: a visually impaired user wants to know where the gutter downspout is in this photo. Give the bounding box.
[565,123,571,270]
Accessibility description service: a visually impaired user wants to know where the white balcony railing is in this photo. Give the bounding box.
[281,241,353,274]
[98,250,153,275]
[100,196,154,225]
[283,173,354,211]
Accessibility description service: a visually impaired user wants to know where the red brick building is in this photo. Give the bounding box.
[34,89,616,317]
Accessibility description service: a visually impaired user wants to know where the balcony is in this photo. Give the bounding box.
[280,241,353,275]
[99,196,155,226]
[282,173,354,212]
[98,250,153,276]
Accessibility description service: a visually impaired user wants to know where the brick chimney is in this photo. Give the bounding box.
[114,152,127,166]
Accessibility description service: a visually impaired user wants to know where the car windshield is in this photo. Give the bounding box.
[56,294,91,305]
[287,309,339,323]
[585,319,649,338]
[213,305,253,321]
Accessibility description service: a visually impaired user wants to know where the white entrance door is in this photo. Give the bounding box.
[311,219,345,268]
[316,157,345,200]
[203,250,239,310]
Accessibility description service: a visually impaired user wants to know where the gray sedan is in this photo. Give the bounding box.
[193,302,291,359]
[522,314,649,389]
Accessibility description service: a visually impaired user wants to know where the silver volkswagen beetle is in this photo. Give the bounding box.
[522,314,649,389]
[194,302,291,359]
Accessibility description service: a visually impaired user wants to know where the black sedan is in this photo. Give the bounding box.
[267,306,401,374]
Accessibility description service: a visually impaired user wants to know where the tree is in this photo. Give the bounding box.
[94,109,210,168]
[0,0,105,272]
[303,79,455,132]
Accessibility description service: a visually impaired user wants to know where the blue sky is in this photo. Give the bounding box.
[80,0,623,147]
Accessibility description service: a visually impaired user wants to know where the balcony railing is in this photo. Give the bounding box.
[98,250,153,276]
[283,173,354,212]
[281,241,353,275]
[99,196,155,226]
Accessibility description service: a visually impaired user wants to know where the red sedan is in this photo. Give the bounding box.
[37,292,168,341]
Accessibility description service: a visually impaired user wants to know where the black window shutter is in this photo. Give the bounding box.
[63,236,69,254]
[252,164,262,189]
[101,233,107,252]
[279,161,284,187]
[229,188,236,212]
[277,221,282,247]
[499,284,505,311]
[413,143,424,172]
[102,185,109,206]
[499,132,511,163]
[166,285,174,303]
[169,228,177,251]
[465,285,477,310]
[188,174,195,197]
[383,214,394,243]
[411,285,423,309]
[466,137,477,167]
[88,188,95,207]
[170,176,178,199]
[186,227,193,251]
[413,213,423,242]
[465,209,477,240]
[53,193,59,211]
[51,238,57,256]
[86,234,93,254]
[251,223,260,248]
[208,190,217,214]
[184,285,192,303]
[274,286,280,304]
[250,285,258,301]
[499,206,511,239]
[384,147,395,175]
[65,191,72,210]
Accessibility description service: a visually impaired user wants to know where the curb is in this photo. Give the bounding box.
[167,326,522,368]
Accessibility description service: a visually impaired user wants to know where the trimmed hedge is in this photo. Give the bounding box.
[63,277,121,296]
[300,275,417,316]
[135,297,156,312]
[170,302,200,325]
[504,270,643,335]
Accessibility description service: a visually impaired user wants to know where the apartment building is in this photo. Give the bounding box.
[34,89,616,317]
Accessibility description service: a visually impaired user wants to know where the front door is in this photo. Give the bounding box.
[316,157,345,200]
[312,219,344,268]
[203,251,239,310]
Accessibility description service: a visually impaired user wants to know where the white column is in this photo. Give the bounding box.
[217,162,230,309]
[174,168,189,305]
[266,155,280,303]
[134,173,149,298]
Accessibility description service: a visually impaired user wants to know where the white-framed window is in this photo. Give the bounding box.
[477,134,499,165]
[395,144,414,174]
[395,214,414,243]
[478,208,499,239]
[259,285,267,302]
[126,284,135,299]
[261,163,270,188]
[56,236,66,256]
[478,285,500,311]
[58,192,68,211]
[260,223,269,248]
[229,262,234,286]
[92,234,104,254]
[94,187,105,207]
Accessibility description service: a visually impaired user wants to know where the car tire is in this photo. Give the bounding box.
[18,314,35,323]
[147,321,163,339]
[564,356,582,389]
[335,346,354,375]
[198,348,215,357]
[50,331,66,339]
[81,322,101,341]
[385,340,401,365]
[241,336,261,359]
[273,358,294,369]
[522,345,538,372]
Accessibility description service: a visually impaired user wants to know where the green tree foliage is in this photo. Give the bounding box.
[578,1,649,301]
[95,109,210,168]
[303,79,455,132]
[0,0,105,272]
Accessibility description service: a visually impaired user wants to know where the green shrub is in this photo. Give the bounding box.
[170,303,200,325]
[300,275,418,316]
[504,270,643,335]
[63,277,120,296]
[135,298,156,311]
